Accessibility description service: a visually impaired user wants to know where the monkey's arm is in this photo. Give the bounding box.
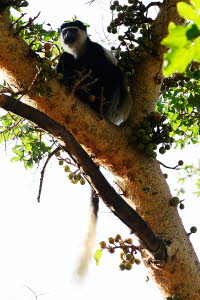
[57,52,76,79]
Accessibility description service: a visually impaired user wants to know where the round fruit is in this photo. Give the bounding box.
[134,259,141,265]
[21,1,29,7]
[119,262,125,271]
[89,95,96,102]
[165,144,171,150]
[108,237,115,244]
[169,196,180,206]
[45,50,52,58]
[44,43,52,50]
[126,253,133,260]
[190,226,197,233]
[125,261,132,270]
[80,178,86,185]
[141,135,149,144]
[64,165,70,172]
[159,146,166,154]
[99,241,106,249]
[124,238,133,244]
[178,160,184,166]
[115,234,121,242]
[55,151,60,157]
[108,247,115,253]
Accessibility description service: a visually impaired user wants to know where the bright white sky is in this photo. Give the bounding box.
[0,1,199,300]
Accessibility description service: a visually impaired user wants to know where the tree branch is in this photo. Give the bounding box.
[37,146,61,203]
[0,94,167,264]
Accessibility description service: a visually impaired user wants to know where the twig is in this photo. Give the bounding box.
[85,0,95,4]
[72,70,98,92]
[158,160,180,170]
[145,1,162,11]
[0,117,23,134]
[75,77,98,91]
[114,181,126,196]
[14,12,41,36]
[99,86,106,119]
[10,12,26,28]
[37,146,61,202]
[24,285,48,300]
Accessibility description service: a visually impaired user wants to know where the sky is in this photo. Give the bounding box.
[0,1,199,300]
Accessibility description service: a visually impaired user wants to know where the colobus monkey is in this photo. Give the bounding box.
[57,20,132,125]
[57,20,132,276]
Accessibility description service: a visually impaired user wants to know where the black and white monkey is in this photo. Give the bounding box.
[57,20,132,276]
[57,20,132,125]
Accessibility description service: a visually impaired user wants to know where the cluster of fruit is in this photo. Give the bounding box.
[107,0,155,72]
[33,43,62,97]
[55,151,86,185]
[99,234,141,271]
[129,112,174,157]
[161,73,190,91]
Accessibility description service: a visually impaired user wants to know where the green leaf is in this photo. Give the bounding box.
[163,47,194,77]
[0,133,5,144]
[10,156,21,162]
[25,143,32,153]
[162,1,200,76]
[26,159,34,168]
[12,149,23,156]
[178,2,200,29]
[191,0,200,9]
[94,249,103,266]
[21,125,30,133]
[187,105,193,114]
[161,23,190,48]
[186,24,200,40]
[177,2,197,21]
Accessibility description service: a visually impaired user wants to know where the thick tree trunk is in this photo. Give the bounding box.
[0,1,200,298]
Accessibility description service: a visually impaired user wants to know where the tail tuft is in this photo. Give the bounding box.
[76,188,99,277]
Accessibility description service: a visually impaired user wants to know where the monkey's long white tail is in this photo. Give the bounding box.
[76,189,99,277]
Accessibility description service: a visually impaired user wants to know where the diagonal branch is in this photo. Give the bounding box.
[0,94,167,264]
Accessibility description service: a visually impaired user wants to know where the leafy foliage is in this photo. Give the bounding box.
[0,112,54,169]
[157,70,200,147]
[176,160,200,197]
[162,0,200,77]
[8,9,60,57]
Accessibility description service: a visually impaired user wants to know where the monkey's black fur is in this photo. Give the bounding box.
[57,20,131,124]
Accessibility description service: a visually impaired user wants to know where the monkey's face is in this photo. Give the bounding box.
[60,21,88,57]
[62,26,79,44]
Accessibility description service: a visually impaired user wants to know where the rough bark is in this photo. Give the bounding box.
[0,1,200,298]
